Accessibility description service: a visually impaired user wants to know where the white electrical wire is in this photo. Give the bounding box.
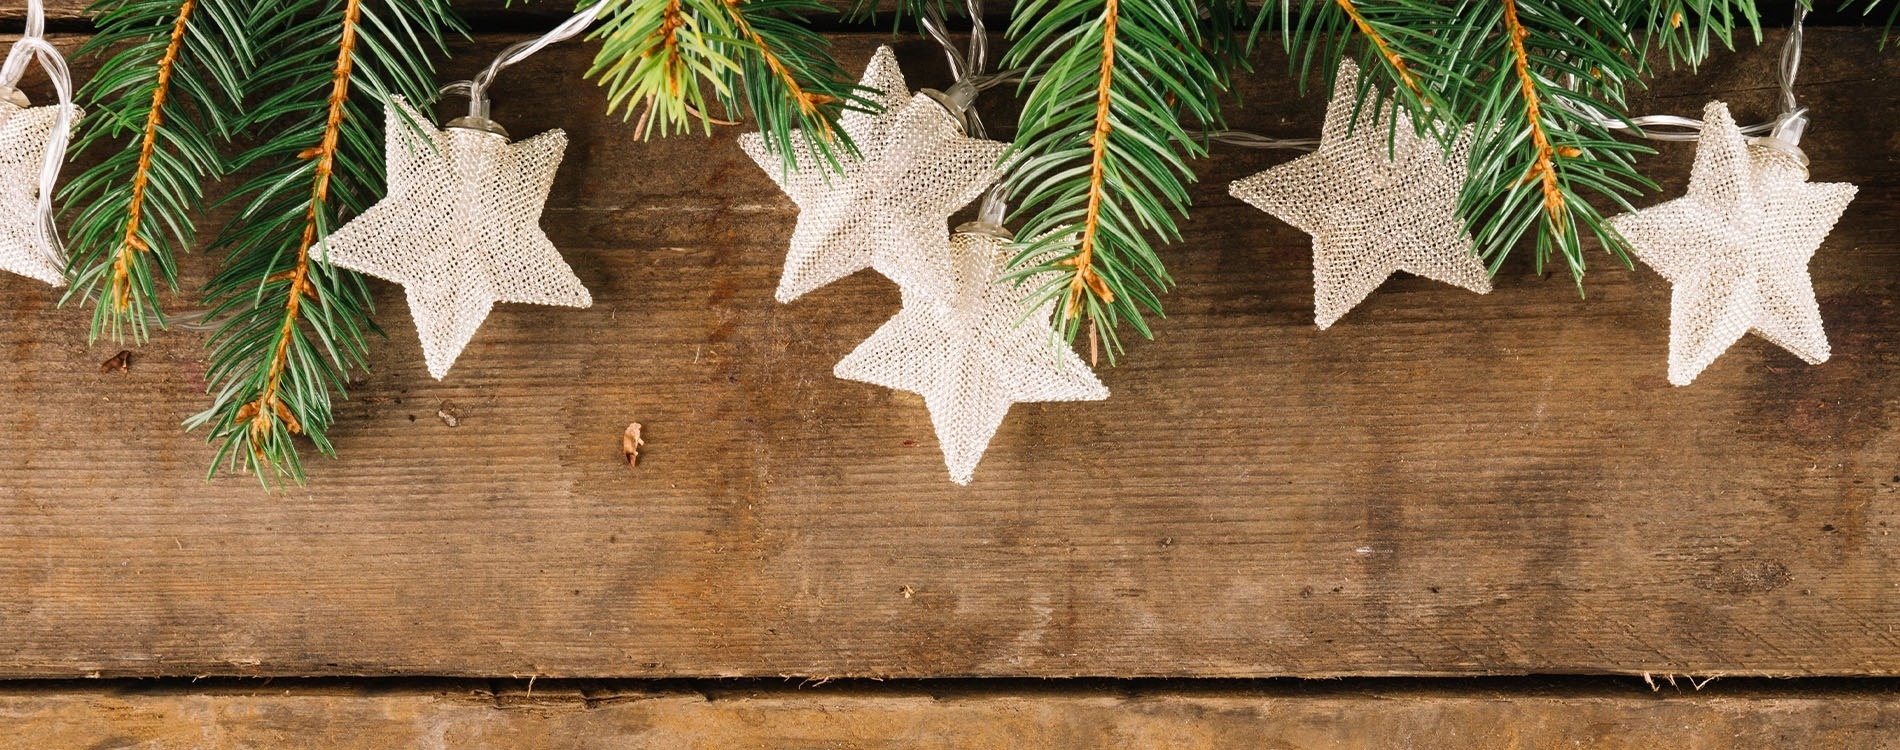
[1196,129,1319,151]
[921,0,1011,233]
[440,3,603,124]
[1560,6,1811,164]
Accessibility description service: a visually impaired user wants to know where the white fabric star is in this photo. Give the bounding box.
[1228,60,1489,329]
[742,46,1011,303]
[835,232,1108,484]
[0,99,70,285]
[320,97,590,380]
[1609,101,1854,386]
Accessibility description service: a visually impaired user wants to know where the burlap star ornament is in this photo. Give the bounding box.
[742,47,1011,304]
[835,231,1108,484]
[1609,101,1854,386]
[320,97,590,380]
[1229,60,1489,329]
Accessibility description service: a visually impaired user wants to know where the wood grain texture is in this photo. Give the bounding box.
[3,1,533,25]
[0,1,885,27]
[0,31,1895,679]
[5,681,1900,749]
[0,0,87,25]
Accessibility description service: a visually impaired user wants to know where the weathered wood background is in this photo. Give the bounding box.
[0,15,1895,698]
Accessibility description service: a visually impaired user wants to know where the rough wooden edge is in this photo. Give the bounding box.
[2,678,1898,748]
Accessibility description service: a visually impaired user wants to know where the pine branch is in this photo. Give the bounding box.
[586,0,861,161]
[589,0,728,137]
[1273,0,1448,119]
[841,0,942,31]
[1199,0,1259,92]
[187,0,459,485]
[718,0,866,160]
[1445,0,1653,279]
[1639,0,1761,67]
[61,0,248,343]
[1851,0,1900,44]
[1003,0,1224,359]
[1499,0,1565,239]
[1282,0,1666,281]
[1333,0,1423,97]
[1063,0,1122,317]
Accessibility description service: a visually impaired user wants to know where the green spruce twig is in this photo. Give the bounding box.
[1001,0,1225,359]
[61,0,249,343]
[1275,0,1763,283]
[585,0,863,162]
[1450,0,1655,279]
[187,0,461,486]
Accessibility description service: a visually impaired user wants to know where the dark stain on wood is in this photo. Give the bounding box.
[1692,560,1795,595]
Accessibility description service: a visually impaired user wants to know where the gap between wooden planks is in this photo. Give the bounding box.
[3,677,1900,748]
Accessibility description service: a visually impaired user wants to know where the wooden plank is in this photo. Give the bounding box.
[0,31,1896,679]
[0,1,89,25]
[0,0,1856,26]
[6,1,548,25]
[4,681,1900,748]
[1,1,894,27]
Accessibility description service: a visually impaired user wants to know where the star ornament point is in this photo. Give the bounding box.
[742,46,1011,304]
[1228,60,1489,329]
[1608,101,1855,386]
[320,97,590,380]
[835,232,1108,485]
[0,98,76,286]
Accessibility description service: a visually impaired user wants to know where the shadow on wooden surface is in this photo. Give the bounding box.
[0,29,1894,680]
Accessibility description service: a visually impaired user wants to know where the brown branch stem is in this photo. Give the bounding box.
[108,0,197,314]
[1500,0,1566,228]
[653,0,685,96]
[1061,0,1122,320]
[719,0,831,124]
[1334,0,1423,99]
[242,0,362,449]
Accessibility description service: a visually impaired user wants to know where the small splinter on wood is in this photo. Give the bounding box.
[623,422,645,466]
[101,350,132,373]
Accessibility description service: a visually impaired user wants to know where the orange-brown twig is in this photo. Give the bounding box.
[108,0,197,313]
[651,0,686,96]
[719,0,833,127]
[1500,0,1566,228]
[241,0,362,450]
[1334,0,1423,99]
[1061,0,1122,320]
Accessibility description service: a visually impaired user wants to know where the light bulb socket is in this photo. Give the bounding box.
[954,220,1012,240]
[446,115,510,139]
[1749,107,1810,169]
[1769,108,1808,147]
[919,84,979,134]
